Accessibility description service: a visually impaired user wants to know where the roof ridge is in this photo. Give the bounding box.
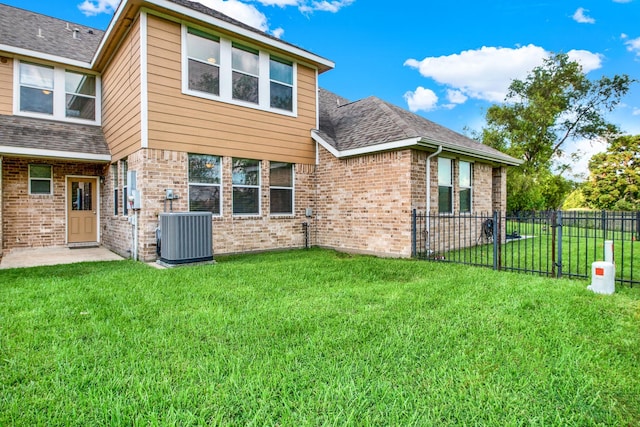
[373,97,416,140]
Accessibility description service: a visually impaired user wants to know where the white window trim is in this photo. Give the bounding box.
[28,164,53,196]
[438,157,453,214]
[187,154,223,217]
[13,59,102,125]
[269,162,295,217]
[232,159,261,217]
[459,161,473,214]
[181,24,297,117]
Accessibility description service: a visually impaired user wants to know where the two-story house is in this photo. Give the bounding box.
[0,0,519,262]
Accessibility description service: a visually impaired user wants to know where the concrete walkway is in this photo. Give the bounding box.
[0,246,125,269]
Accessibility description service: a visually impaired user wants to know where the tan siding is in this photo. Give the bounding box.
[0,57,13,115]
[146,15,318,164]
[101,18,142,161]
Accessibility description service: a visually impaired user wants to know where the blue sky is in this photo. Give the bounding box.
[5,0,640,177]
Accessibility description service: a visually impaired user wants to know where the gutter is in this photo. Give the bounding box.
[311,130,521,167]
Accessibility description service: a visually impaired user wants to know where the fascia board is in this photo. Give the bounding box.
[312,130,522,166]
[311,131,420,158]
[418,138,523,166]
[0,146,111,162]
[0,45,92,69]
[311,131,341,158]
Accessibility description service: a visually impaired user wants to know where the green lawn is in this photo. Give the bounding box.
[1,249,639,426]
[443,220,639,284]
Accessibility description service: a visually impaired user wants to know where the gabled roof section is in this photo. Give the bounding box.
[315,88,521,166]
[0,115,110,162]
[0,3,104,64]
[94,0,334,72]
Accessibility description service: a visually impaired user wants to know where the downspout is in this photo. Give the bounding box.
[425,145,443,250]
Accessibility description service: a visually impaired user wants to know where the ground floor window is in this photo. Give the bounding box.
[438,157,452,213]
[232,158,260,215]
[188,154,221,214]
[29,164,52,195]
[121,159,128,215]
[459,161,472,213]
[270,162,293,215]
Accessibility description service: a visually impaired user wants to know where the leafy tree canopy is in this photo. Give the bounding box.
[481,53,635,211]
[582,134,640,211]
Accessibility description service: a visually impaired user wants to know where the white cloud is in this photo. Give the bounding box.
[446,89,468,104]
[257,0,354,13]
[78,0,120,16]
[566,49,603,72]
[633,108,640,116]
[572,7,595,24]
[624,36,640,55]
[404,45,603,108]
[306,0,354,12]
[404,87,438,113]
[613,0,631,3]
[257,0,299,6]
[556,137,608,180]
[272,27,285,38]
[193,0,269,30]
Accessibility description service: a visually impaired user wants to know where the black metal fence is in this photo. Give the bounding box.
[411,210,640,287]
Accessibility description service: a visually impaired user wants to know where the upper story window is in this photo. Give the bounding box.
[438,157,453,214]
[16,60,100,124]
[459,161,472,213]
[186,28,220,96]
[269,57,293,111]
[182,26,297,116]
[19,62,54,114]
[65,71,96,120]
[232,44,259,104]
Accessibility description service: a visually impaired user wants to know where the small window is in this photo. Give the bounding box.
[232,158,260,215]
[65,71,96,120]
[111,163,118,215]
[188,154,221,214]
[122,159,128,216]
[270,162,293,215]
[232,44,259,104]
[269,57,293,111]
[438,157,452,214]
[187,29,220,96]
[29,164,52,195]
[459,161,472,213]
[20,62,54,115]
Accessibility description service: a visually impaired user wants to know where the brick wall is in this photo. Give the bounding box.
[2,157,104,251]
[315,146,414,257]
[101,148,316,261]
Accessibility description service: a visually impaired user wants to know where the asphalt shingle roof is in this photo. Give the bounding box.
[317,88,519,165]
[0,114,110,157]
[0,3,104,63]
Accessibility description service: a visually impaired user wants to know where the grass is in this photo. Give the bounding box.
[1,248,640,426]
[442,220,639,284]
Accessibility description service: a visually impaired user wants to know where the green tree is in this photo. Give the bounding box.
[482,53,634,211]
[582,135,640,211]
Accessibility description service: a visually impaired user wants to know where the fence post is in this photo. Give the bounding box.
[493,210,499,271]
[556,211,563,279]
[636,211,640,241]
[411,209,417,258]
